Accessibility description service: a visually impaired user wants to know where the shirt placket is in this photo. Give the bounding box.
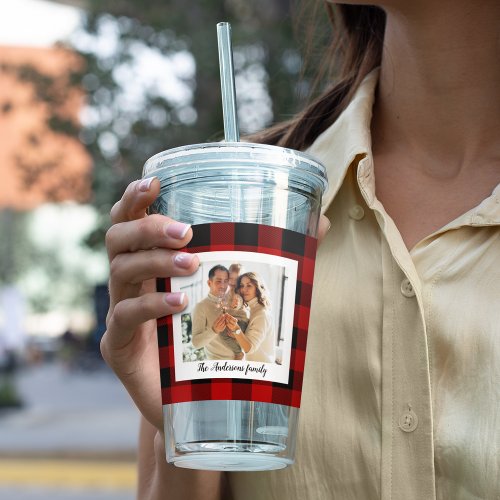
[356,157,436,500]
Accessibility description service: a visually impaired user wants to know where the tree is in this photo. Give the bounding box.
[12,0,332,249]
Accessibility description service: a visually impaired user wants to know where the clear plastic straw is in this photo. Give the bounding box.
[218,21,241,450]
[217,22,240,142]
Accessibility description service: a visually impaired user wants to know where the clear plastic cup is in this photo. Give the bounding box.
[143,141,327,471]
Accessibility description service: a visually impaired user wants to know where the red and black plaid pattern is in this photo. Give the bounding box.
[157,222,317,408]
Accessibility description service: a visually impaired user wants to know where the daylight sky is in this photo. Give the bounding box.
[0,0,81,47]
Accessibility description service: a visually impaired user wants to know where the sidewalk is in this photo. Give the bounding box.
[0,361,140,498]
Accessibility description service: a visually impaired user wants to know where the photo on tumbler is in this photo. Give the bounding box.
[170,251,298,384]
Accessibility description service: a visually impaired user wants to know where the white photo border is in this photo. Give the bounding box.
[170,251,298,384]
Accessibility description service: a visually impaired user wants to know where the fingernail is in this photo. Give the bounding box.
[174,252,195,269]
[327,220,332,232]
[164,292,185,306]
[138,177,155,192]
[165,222,191,239]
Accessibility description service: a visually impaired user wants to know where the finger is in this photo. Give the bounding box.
[106,291,187,350]
[317,215,331,244]
[110,249,200,287]
[106,214,193,260]
[226,314,235,325]
[226,321,236,330]
[110,178,161,224]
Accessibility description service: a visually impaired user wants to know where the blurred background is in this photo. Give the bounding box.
[0,0,330,498]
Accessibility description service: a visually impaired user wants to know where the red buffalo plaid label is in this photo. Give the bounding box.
[157,222,317,408]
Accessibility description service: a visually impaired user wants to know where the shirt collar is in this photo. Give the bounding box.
[469,183,500,226]
[307,69,378,214]
[306,68,500,225]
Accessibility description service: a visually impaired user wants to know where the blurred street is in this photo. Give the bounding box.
[0,487,133,500]
[0,360,139,499]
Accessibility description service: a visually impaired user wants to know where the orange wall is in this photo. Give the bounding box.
[0,45,91,210]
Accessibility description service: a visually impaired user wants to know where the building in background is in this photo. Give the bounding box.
[0,45,91,210]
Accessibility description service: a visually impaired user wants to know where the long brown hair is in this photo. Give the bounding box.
[236,272,271,308]
[250,3,386,150]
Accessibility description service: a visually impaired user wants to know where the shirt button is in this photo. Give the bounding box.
[348,205,365,220]
[400,278,415,297]
[399,407,419,433]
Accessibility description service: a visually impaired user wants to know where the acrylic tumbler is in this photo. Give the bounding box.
[143,142,327,471]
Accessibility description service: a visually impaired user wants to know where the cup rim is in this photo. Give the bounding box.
[143,141,328,193]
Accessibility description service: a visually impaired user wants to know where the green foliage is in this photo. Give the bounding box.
[181,313,206,362]
[12,0,332,250]
[0,211,29,285]
[0,375,23,408]
[0,1,336,318]
[76,1,331,236]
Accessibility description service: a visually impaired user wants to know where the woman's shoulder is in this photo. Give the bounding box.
[251,302,273,324]
[249,300,266,314]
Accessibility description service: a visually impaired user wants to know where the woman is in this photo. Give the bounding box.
[224,272,275,363]
[102,1,500,499]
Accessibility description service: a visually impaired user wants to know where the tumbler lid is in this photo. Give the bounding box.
[143,142,328,195]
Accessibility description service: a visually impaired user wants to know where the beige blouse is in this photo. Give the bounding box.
[228,70,500,500]
[244,297,275,363]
